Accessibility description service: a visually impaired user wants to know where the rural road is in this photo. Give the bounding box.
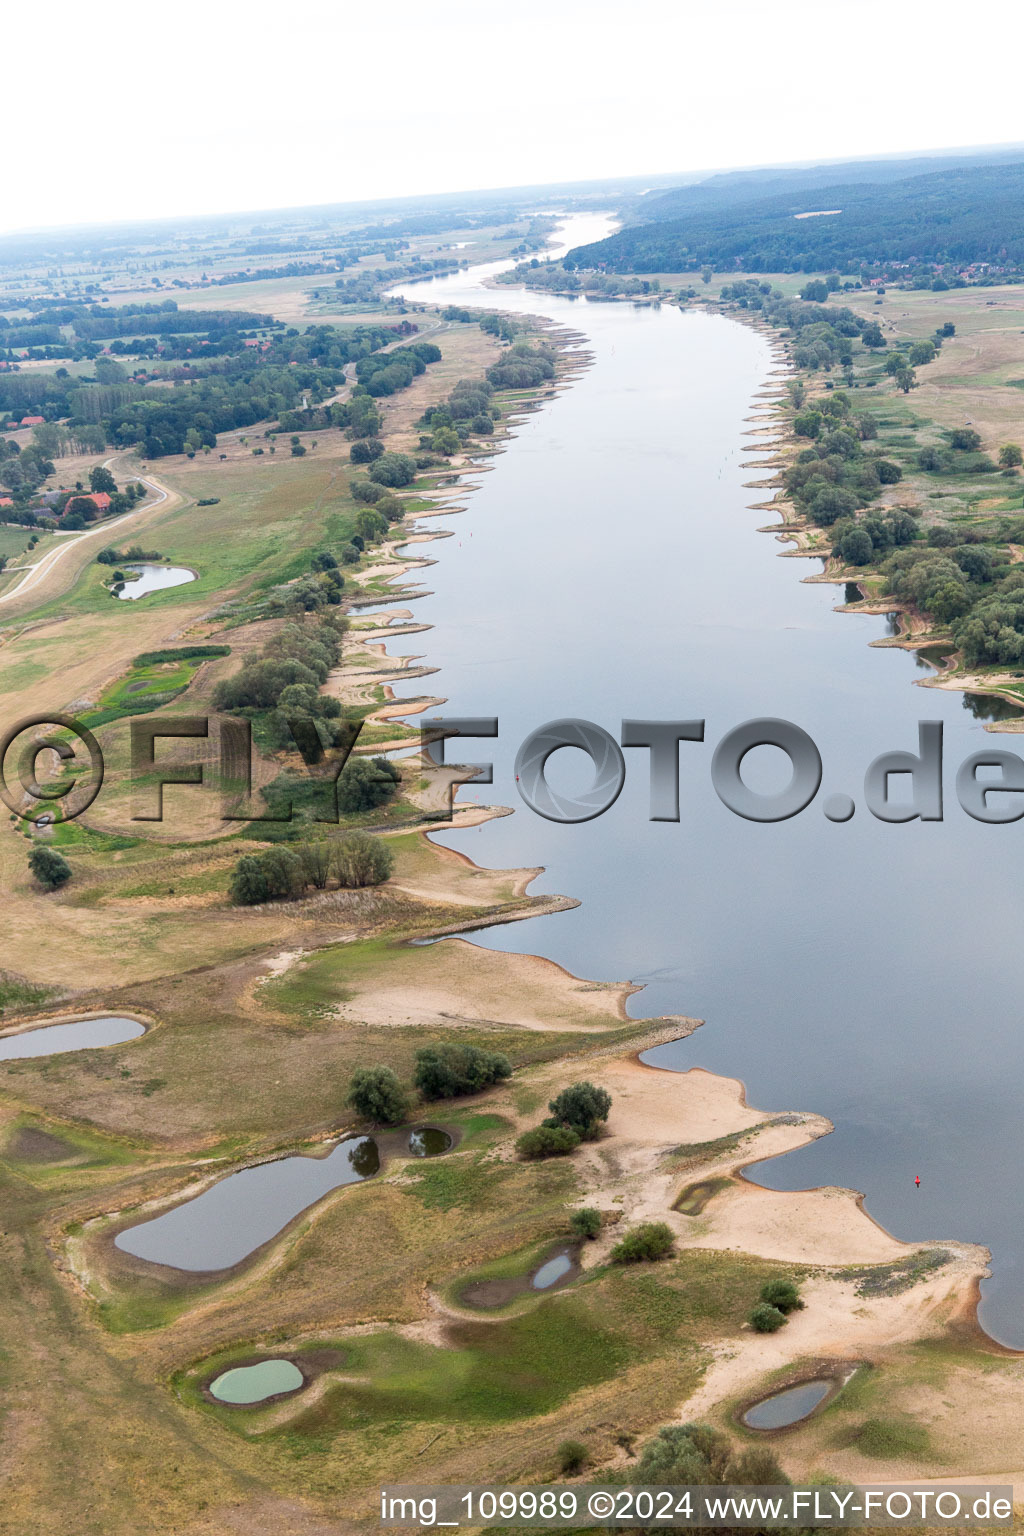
[0,459,183,618]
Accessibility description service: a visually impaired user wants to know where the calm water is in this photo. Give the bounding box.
[743,1379,832,1430]
[408,1127,452,1157]
[387,217,1024,1348]
[0,1015,145,1060]
[115,1135,379,1271]
[116,563,195,599]
[209,1359,303,1404]
[532,1251,574,1290]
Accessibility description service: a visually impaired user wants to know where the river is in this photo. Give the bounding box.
[388,216,1024,1348]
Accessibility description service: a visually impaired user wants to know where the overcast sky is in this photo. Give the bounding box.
[10,0,1024,233]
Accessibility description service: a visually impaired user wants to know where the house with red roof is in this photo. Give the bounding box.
[20,416,45,427]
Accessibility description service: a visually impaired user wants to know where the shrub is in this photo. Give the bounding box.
[948,427,982,452]
[634,1422,788,1489]
[332,831,394,887]
[414,1042,512,1100]
[516,1125,580,1160]
[547,1081,612,1137]
[610,1222,674,1264]
[557,1440,588,1475]
[346,1065,409,1125]
[759,1279,803,1314]
[28,846,71,890]
[569,1207,602,1240]
[229,846,302,905]
[749,1302,788,1333]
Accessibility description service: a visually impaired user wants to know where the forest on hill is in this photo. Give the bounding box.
[567,160,1024,276]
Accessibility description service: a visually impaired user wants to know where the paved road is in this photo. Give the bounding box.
[0,459,181,616]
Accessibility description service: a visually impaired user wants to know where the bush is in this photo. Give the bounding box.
[610,1222,674,1263]
[759,1279,803,1314]
[368,451,417,488]
[557,1440,588,1475]
[28,846,71,890]
[346,1065,409,1125]
[749,1302,788,1333]
[516,1125,580,1160]
[414,1042,512,1100]
[229,846,302,905]
[547,1081,612,1136]
[332,831,394,887]
[350,437,384,463]
[634,1422,788,1489]
[569,1207,602,1240]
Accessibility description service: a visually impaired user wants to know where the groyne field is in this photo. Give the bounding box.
[2,219,1024,1533]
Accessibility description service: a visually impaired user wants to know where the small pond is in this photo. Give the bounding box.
[115,1135,379,1272]
[209,1359,304,1405]
[0,1015,145,1061]
[408,1127,452,1157]
[531,1250,574,1290]
[115,563,196,600]
[742,1378,832,1431]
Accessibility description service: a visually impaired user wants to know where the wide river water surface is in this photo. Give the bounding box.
[390,218,1024,1347]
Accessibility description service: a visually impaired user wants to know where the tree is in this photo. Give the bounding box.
[354,508,387,543]
[547,1081,612,1137]
[414,1042,511,1099]
[350,437,384,464]
[799,279,829,304]
[700,266,713,285]
[860,322,886,349]
[749,1302,788,1332]
[297,838,333,890]
[332,830,394,887]
[999,444,1023,469]
[949,428,982,452]
[346,1065,410,1125]
[66,495,99,522]
[369,451,417,488]
[909,339,937,366]
[610,1221,674,1263]
[88,464,117,494]
[431,427,460,456]
[875,459,903,484]
[28,846,71,890]
[759,1278,803,1313]
[569,1208,602,1240]
[893,365,917,394]
[336,756,401,814]
[516,1125,580,1159]
[839,528,874,565]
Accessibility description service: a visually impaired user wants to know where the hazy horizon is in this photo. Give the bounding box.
[13,0,1024,236]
